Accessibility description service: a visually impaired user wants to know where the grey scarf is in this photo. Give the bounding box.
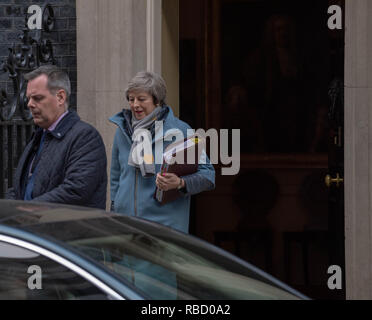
[128,106,163,177]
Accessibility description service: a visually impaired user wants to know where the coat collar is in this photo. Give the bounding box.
[34,110,80,140]
[109,106,172,136]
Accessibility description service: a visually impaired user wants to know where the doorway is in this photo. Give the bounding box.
[179,0,345,299]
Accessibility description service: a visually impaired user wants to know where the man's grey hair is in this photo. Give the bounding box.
[125,71,167,106]
[24,65,71,108]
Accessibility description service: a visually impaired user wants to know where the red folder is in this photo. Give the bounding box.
[154,134,205,205]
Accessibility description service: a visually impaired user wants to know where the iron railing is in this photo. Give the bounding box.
[0,4,55,198]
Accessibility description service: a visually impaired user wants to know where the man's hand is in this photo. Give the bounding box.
[156,173,184,191]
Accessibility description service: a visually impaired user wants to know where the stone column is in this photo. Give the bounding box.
[345,0,372,299]
[76,0,148,208]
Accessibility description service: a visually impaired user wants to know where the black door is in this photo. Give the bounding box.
[179,0,346,300]
[326,80,345,298]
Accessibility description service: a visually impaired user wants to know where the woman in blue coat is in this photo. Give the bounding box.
[109,71,215,234]
[109,71,215,299]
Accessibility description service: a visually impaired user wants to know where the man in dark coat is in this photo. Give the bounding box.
[6,65,107,209]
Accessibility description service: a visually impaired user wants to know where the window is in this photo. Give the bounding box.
[0,241,110,300]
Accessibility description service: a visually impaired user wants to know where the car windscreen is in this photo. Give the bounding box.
[21,214,301,300]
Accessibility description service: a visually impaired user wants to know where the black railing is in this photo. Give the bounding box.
[0,4,55,198]
[0,120,34,198]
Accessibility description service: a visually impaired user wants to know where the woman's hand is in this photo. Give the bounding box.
[156,173,184,191]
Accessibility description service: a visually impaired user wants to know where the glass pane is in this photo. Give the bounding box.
[0,241,110,300]
[22,216,301,300]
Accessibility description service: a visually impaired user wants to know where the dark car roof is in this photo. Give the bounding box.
[0,200,195,246]
[0,200,108,226]
[0,199,309,300]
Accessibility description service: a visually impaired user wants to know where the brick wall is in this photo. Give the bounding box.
[0,0,77,109]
